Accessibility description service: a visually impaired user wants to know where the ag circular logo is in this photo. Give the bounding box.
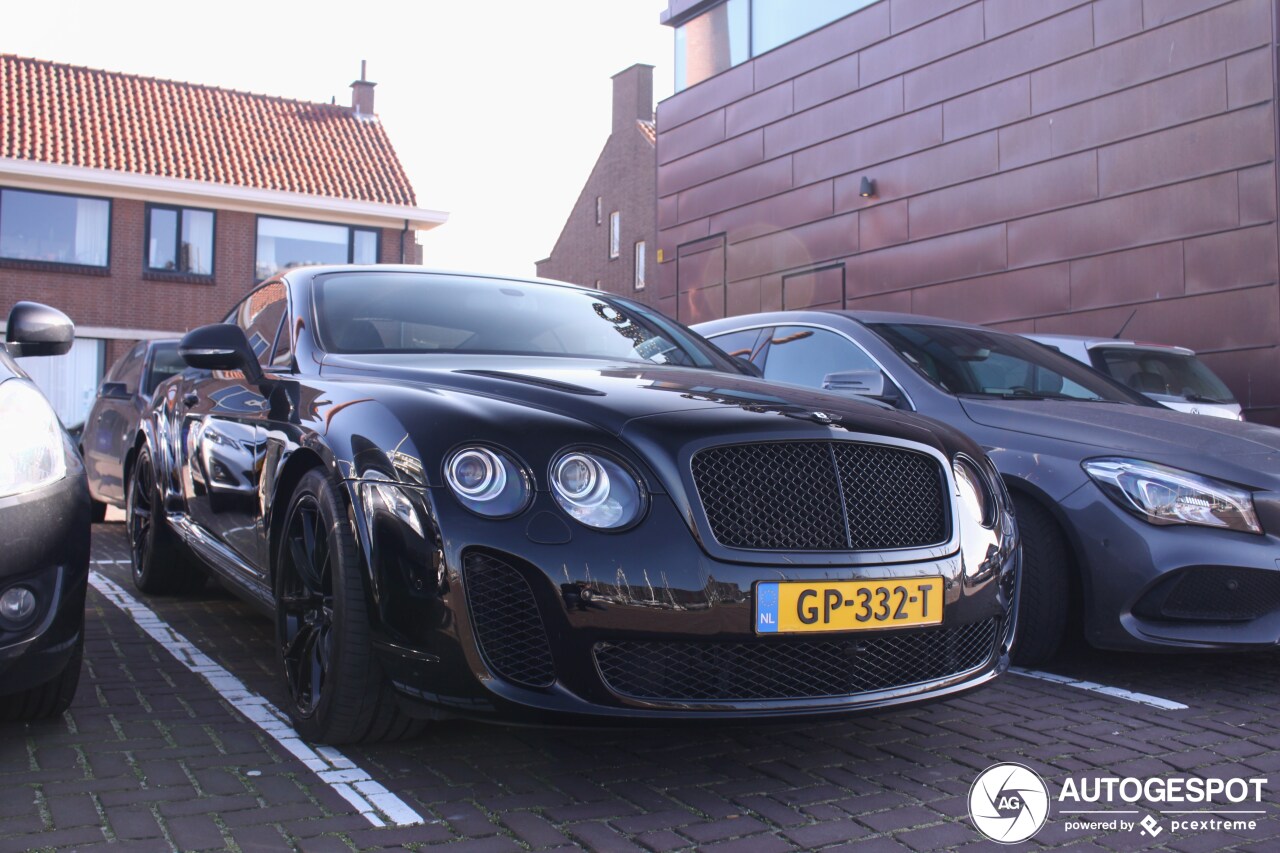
[968,762,1050,844]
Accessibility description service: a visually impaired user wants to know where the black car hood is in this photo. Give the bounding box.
[960,397,1280,479]
[321,353,949,448]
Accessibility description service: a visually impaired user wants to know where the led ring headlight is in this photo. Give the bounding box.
[447,448,507,500]
[550,450,646,530]
[444,446,530,517]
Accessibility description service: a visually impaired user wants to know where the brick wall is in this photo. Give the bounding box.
[655,0,1280,421]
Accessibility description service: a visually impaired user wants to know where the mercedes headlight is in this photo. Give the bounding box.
[550,450,646,530]
[1082,457,1260,534]
[0,380,67,498]
[444,446,531,517]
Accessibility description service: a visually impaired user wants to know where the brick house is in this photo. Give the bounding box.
[537,65,657,305]
[0,55,446,426]
[654,0,1280,423]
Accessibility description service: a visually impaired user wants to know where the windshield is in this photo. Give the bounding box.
[312,272,738,371]
[145,344,187,394]
[1089,347,1236,404]
[867,322,1153,404]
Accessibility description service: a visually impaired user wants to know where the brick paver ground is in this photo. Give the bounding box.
[2,523,1279,851]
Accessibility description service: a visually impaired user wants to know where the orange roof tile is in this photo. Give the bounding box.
[637,119,656,146]
[0,54,417,206]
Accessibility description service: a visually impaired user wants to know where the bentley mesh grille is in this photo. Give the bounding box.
[594,619,999,702]
[690,441,948,551]
[463,551,556,688]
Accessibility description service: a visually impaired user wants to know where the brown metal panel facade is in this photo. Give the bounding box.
[657,0,1280,421]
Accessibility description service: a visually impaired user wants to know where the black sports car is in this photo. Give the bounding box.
[0,302,90,720]
[129,266,1018,743]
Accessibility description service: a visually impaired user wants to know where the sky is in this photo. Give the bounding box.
[4,0,675,276]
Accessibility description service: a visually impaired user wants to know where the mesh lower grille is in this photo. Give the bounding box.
[594,619,998,702]
[690,441,948,551]
[463,551,556,688]
[1159,567,1280,622]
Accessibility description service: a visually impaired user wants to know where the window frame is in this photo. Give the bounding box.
[0,185,113,270]
[253,215,382,282]
[144,203,216,277]
[609,211,621,259]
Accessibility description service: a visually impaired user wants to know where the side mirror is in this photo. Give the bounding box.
[179,324,264,385]
[101,382,132,400]
[823,370,902,405]
[5,301,75,357]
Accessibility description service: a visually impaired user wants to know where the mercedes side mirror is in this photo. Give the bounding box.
[100,382,131,401]
[823,370,901,406]
[179,324,264,385]
[5,301,75,357]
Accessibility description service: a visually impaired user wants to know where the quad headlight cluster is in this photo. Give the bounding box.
[445,446,647,530]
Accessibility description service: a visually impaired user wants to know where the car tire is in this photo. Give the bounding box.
[1010,494,1070,666]
[127,446,205,595]
[0,632,83,721]
[275,468,423,745]
[90,499,107,523]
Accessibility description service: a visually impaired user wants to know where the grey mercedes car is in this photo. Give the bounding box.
[696,310,1280,664]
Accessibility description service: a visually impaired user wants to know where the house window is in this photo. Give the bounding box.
[674,0,749,91]
[0,188,110,267]
[255,216,379,280]
[673,0,878,91]
[634,241,646,290]
[146,204,214,275]
[609,211,620,259]
[596,197,603,225]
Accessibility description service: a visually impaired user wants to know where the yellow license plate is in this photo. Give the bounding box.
[755,578,944,634]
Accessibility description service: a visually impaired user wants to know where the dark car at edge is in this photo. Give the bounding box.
[81,338,184,521]
[696,310,1280,664]
[126,267,1018,743]
[0,302,90,720]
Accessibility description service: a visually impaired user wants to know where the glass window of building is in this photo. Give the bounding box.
[255,217,380,280]
[752,0,879,55]
[147,205,214,275]
[674,0,748,91]
[0,188,110,267]
[609,212,621,259]
[634,241,646,290]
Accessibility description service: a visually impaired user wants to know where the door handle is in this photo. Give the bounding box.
[183,392,199,407]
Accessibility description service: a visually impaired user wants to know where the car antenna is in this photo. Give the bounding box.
[1113,308,1137,339]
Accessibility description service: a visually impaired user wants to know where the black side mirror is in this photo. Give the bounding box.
[5,301,75,357]
[179,324,264,385]
[101,382,132,400]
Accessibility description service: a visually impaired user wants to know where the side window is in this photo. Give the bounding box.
[230,281,289,365]
[708,328,769,368]
[110,342,148,393]
[268,314,293,370]
[144,344,188,394]
[761,326,880,388]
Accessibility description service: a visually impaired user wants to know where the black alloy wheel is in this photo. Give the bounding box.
[274,468,422,744]
[127,446,204,595]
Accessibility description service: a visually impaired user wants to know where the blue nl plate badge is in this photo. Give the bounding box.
[756,582,779,633]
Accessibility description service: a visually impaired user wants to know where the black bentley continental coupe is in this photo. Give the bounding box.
[129,267,1018,743]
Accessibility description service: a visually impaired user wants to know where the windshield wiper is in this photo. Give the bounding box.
[961,391,1116,403]
[1182,393,1229,404]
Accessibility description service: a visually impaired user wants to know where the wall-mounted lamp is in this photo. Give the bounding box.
[859,176,876,198]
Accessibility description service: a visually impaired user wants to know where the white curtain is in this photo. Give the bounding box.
[184,210,214,274]
[73,198,109,266]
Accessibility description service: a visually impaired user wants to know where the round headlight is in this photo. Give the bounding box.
[444,447,530,517]
[953,456,996,529]
[551,450,645,530]
[0,586,37,630]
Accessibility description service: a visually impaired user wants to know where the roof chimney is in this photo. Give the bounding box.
[350,60,376,118]
[611,64,654,136]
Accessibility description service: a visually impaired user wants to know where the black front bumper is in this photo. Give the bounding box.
[0,465,91,697]
[360,488,1017,723]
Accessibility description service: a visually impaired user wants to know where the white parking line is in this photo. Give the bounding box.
[88,570,428,828]
[1010,667,1188,711]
